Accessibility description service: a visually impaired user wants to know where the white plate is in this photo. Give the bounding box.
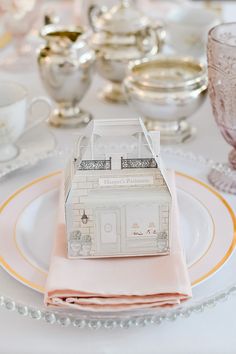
[0,150,235,329]
[0,168,235,293]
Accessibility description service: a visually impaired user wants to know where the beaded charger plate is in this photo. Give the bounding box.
[0,149,235,329]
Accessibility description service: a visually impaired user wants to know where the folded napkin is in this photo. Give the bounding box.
[45,171,192,312]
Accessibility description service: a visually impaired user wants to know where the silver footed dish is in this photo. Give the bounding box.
[124,56,208,144]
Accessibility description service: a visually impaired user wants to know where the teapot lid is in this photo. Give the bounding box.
[95,0,150,34]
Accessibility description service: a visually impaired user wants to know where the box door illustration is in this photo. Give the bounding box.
[96,209,121,254]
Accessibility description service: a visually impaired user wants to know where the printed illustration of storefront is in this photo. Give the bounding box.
[85,188,170,256]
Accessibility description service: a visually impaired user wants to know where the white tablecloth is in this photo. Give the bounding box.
[0,2,236,353]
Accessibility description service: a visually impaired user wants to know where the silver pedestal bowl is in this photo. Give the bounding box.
[124,57,208,144]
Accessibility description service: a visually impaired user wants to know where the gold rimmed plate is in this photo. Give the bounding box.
[0,170,235,293]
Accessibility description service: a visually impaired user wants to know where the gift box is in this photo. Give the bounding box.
[65,118,172,258]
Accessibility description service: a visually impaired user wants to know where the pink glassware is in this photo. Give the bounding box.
[0,0,41,69]
[207,22,236,194]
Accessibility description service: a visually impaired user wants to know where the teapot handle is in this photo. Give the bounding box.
[136,24,164,55]
[152,21,166,52]
[88,4,107,32]
[135,26,156,55]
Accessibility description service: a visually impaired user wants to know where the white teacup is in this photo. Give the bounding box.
[166,6,219,59]
[0,81,51,162]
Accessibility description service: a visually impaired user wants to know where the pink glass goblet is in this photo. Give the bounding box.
[207,22,236,194]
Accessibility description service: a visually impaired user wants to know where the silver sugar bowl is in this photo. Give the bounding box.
[124,56,208,144]
[38,25,95,128]
[89,0,161,103]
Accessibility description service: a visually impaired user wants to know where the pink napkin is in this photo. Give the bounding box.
[45,171,192,312]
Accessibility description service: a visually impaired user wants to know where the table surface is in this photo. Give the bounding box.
[0,1,236,353]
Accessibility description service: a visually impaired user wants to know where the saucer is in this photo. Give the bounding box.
[0,123,56,178]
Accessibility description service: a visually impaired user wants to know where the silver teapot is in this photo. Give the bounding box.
[38,25,95,128]
[89,0,161,103]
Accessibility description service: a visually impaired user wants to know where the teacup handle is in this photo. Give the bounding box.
[26,96,52,131]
